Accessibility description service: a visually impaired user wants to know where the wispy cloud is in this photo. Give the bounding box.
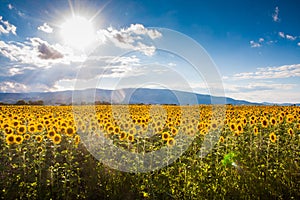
[37,23,53,33]
[278,31,285,38]
[278,31,297,41]
[298,42,300,46]
[97,24,162,56]
[286,34,297,41]
[0,16,17,35]
[0,81,28,93]
[222,82,299,103]
[250,39,262,48]
[228,64,300,80]
[225,82,296,93]
[8,4,13,10]
[272,6,280,22]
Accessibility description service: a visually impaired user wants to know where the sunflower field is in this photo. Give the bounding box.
[0,105,299,199]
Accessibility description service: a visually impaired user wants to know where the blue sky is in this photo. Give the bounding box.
[0,0,300,103]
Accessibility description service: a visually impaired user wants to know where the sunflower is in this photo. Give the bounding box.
[24,133,30,140]
[36,123,44,132]
[11,120,20,128]
[253,126,259,136]
[236,123,244,135]
[114,126,120,135]
[66,126,75,137]
[106,125,114,135]
[74,135,80,145]
[35,135,43,143]
[269,132,277,143]
[219,136,225,143]
[287,128,294,137]
[197,122,205,130]
[241,117,247,125]
[6,134,15,145]
[210,121,218,130]
[261,118,268,128]
[162,132,170,141]
[128,127,137,135]
[270,117,277,126]
[60,127,66,134]
[170,127,178,136]
[47,130,56,139]
[167,137,175,146]
[286,114,294,123]
[296,123,300,130]
[17,125,27,135]
[200,129,206,136]
[229,122,236,132]
[4,127,13,135]
[127,134,134,142]
[37,146,44,153]
[53,134,62,145]
[28,124,36,134]
[15,135,24,145]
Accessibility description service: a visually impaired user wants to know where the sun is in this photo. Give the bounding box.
[60,16,96,49]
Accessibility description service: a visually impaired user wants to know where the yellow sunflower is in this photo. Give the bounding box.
[127,134,134,142]
[261,118,268,128]
[162,132,170,141]
[119,131,127,141]
[35,135,43,143]
[287,128,294,137]
[47,130,56,139]
[15,135,24,145]
[167,137,175,146]
[65,126,75,137]
[269,132,277,143]
[28,124,36,134]
[74,135,80,145]
[253,126,259,136]
[270,117,277,126]
[17,125,27,135]
[6,134,15,145]
[219,136,225,143]
[24,133,30,140]
[53,134,62,145]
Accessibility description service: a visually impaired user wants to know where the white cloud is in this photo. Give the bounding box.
[37,23,53,33]
[225,89,300,104]
[298,42,300,46]
[286,34,297,41]
[0,81,28,93]
[0,38,82,68]
[259,38,264,43]
[278,31,285,38]
[8,4,13,10]
[229,64,300,80]
[125,24,162,39]
[225,82,296,92]
[222,81,299,104]
[0,16,17,35]
[96,24,162,56]
[168,62,176,67]
[279,32,298,41]
[250,40,261,48]
[272,6,280,22]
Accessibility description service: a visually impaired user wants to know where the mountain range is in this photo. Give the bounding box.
[0,88,297,106]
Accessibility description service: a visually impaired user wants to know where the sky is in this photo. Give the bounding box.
[0,0,300,103]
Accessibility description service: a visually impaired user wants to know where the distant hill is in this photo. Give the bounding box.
[0,88,290,106]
